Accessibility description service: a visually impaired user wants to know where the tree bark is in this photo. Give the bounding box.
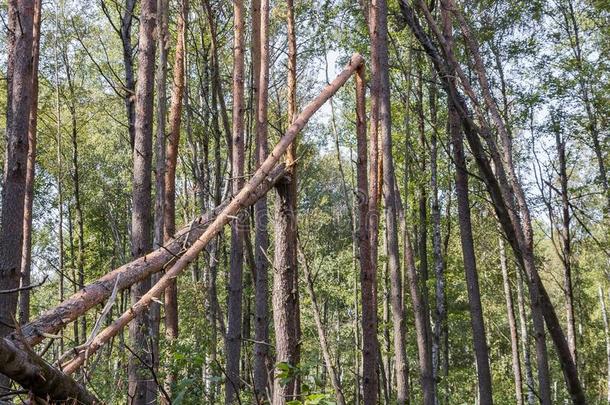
[356,64,379,405]
[226,0,246,402]
[151,0,169,401]
[0,337,98,404]
[18,0,41,326]
[272,1,301,402]
[121,0,137,149]
[0,5,35,395]
[253,0,271,399]
[129,0,157,402]
[162,0,188,398]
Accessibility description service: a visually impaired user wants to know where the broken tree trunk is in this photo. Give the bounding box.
[12,164,284,348]
[0,337,98,404]
[57,54,365,376]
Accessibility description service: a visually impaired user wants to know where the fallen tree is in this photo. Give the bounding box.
[61,53,365,375]
[10,165,284,348]
[0,337,98,404]
[0,53,364,401]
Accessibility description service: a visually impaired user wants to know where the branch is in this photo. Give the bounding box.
[0,275,48,294]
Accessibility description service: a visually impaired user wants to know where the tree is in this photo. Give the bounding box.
[226,0,246,401]
[0,6,36,392]
[252,0,271,399]
[162,0,188,398]
[128,0,157,402]
[18,0,42,326]
[272,0,301,402]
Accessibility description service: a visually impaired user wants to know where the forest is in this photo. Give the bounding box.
[0,0,608,403]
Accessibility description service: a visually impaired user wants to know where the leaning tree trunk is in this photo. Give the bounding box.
[401,1,583,401]
[445,10,493,402]
[18,0,42,326]
[58,53,364,383]
[128,0,157,402]
[226,0,246,402]
[0,0,35,392]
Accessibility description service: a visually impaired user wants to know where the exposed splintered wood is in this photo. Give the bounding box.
[0,337,98,404]
[56,54,364,375]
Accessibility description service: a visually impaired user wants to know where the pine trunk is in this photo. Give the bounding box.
[128,0,157,402]
[226,0,246,401]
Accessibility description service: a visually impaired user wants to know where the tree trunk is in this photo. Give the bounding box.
[121,0,137,149]
[0,337,98,404]
[403,224,435,405]
[226,0,245,401]
[356,64,379,405]
[54,7,66,352]
[151,0,169,402]
[64,54,87,344]
[368,0,410,403]
[272,0,301,402]
[162,0,188,398]
[500,238,523,405]
[450,92,493,405]
[515,255,536,405]
[18,0,41,326]
[128,0,157,402]
[555,128,577,368]
[253,0,271,399]
[0,3,35,396]
[272,177,299,405]
[429,71,447,396]
[436,6,495,391]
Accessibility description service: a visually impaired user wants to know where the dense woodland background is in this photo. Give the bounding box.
[0,0,608,404]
